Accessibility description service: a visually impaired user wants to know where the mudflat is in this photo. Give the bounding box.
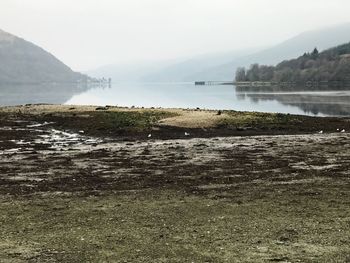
[0,105,349,262]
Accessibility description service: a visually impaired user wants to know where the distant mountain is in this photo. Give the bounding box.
[0,29,86,84]
[188,23,350,81]
[143,23,350,82]
[88,48,260,83]
[140,48,261,82]
[87,59,179,82]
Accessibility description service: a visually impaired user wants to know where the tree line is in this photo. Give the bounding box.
[235,42,350,83]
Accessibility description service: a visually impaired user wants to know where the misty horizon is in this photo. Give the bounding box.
[1,0,350,71]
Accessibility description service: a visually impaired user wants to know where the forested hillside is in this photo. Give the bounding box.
[236,42,350,83]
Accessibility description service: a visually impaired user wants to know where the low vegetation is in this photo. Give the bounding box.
[2,105,350,138]
[218,111,299,127]
[82,110,178,131]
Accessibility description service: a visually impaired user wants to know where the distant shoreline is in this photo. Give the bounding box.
[195,80,350,89]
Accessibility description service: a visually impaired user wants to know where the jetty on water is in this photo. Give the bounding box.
[194,81,272,86]
[194,81,234,86]
[195,81,292,87]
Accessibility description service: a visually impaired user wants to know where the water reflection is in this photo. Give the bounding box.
[236,86,350,116]
[0,82,350,117]
[0,83,90,106]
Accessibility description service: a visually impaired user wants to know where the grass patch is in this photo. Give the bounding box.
[91,110,178,131]
[218,111,302,127]
[27,109,180,135]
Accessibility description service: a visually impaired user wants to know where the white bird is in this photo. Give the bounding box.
[337,128,340,132]
[341,129,346,133]
[185,132,190,136]
[318,130,323,134]
[148,134,152,138]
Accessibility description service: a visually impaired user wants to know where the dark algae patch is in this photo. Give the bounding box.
[218,110,349,134]
[20,109,178,137]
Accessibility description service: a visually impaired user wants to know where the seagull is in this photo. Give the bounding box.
[318,130,323,134]
[341,129,346,133]
[185,132,190,136]
[337,128,340,132]
[148,134,152,138]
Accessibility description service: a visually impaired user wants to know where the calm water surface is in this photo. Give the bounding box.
[1,82,350,117]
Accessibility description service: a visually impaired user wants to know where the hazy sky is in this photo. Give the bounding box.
[1,0,350,71]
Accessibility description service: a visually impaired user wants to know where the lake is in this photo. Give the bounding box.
[1,82,350,117]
